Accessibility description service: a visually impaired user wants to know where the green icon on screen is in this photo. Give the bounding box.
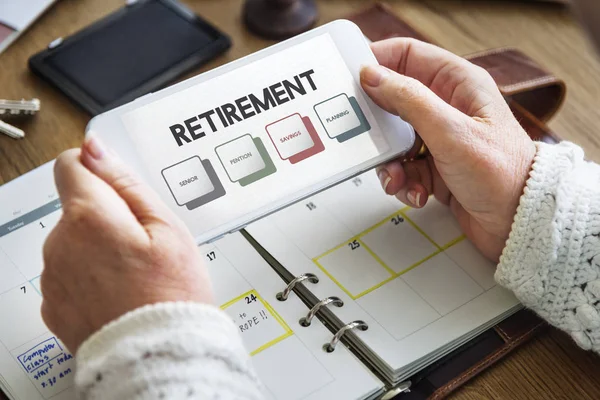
[215,134,277,186]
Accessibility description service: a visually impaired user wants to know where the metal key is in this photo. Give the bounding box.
[0,98,41,117]
[0,98,41,139]
[0,119,25,139]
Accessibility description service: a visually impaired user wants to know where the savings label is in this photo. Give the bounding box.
[266,113,325,164]
[314,93,371,142]
[215,134,277,186]
[161,156,226,210]
[221,290,293,355]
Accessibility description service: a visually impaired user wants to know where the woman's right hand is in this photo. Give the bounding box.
[42,138,214,353]
[360,38,537,262]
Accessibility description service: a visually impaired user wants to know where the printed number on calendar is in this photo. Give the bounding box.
[391,215,404,225]
[348,240,360,250]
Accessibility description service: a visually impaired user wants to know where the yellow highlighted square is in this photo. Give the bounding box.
[404,200,464,248]
[313,208,447,300]
[361,213,438,273]
[221,290,293,356]
[314,239,393,298]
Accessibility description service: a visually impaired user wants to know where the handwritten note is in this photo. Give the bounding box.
[17,337,74,398]
[222,290,292,355]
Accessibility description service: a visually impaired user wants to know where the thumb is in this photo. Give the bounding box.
[80,135,174,227]
[360,65,470,155]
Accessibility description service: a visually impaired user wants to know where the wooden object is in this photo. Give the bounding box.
[0,1,599,399]
[243,0,318,39]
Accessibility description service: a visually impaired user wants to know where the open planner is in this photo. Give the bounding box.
[0,159,521,400]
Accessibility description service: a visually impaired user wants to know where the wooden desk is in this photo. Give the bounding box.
[1,0,599,398]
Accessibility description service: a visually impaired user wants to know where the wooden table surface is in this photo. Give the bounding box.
[1,0,599,399]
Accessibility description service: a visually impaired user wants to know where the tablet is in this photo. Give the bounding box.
[88,20,416,244]
[29,0,231,115]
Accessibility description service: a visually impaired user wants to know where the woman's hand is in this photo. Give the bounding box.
[361,38,536,261]
[41,137,213,353]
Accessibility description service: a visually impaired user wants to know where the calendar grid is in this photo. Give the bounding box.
[441,235,467,250]
[358,238,396,276]
[29,276,41,296]
[400,208,441,250]
[313,206,466,300]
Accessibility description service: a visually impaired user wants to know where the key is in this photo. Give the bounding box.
[0,119,25,139]
[0,98,41,117]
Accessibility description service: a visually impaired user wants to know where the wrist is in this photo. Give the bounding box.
[501,137,537,238]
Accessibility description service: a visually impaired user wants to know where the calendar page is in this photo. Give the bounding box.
[0,162,383,400]
[247,169,521,378]
[202,234,383,400]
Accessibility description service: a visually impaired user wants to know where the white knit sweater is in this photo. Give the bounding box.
[496,141,600,352]
[75,302,264,399]
[75,141,600,399]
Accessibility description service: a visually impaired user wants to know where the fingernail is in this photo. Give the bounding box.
[361,65,391,87]
[407,190,422,208]
[85,136,106,160]
[377,168,392,194]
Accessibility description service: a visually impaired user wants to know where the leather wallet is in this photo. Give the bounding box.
[346,3,564,399]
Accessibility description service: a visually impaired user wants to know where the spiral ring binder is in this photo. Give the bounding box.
[324,320,368,353]
[299,296,344,327]
[276,273,319,301]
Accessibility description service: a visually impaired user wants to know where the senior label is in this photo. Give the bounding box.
[162,156,216,206]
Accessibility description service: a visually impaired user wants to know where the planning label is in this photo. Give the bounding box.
[215,134,276,186]
[266,113,325,164]
[161,156,226,210]
[314,93,371,142]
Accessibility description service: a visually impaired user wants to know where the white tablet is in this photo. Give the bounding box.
[87,19,415,244]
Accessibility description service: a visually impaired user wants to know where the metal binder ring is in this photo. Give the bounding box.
[299,296,344,327]
[323,320,368,353]
[276,273,319,301]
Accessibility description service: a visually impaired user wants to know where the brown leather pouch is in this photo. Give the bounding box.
[348,2,564,143]
[467,47,565,124]
[346,3,561,398]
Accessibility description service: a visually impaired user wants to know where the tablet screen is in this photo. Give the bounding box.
[120,32,390,242]
[45,0,216,107]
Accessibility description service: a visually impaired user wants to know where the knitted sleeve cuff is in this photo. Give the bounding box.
[76,302,244,364]
[495,141,585,296]
[74,302,263,399]
[496,141,600,352]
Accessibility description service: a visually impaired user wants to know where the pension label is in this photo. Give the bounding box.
[215,134,276,186]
